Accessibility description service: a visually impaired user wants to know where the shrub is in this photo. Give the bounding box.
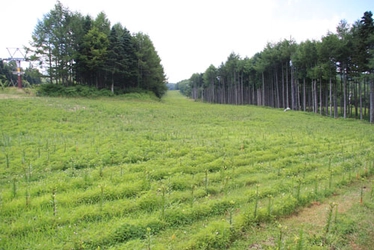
[164,207,192,226]
[37,84,115,98]
[37,84,65,97]
[138,192,162,212]
[113,223,146,243]
[170,178,191,191]
[186,221,232,250]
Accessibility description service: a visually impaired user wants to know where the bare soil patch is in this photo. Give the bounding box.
[282,189,360,233]
[0,94,24,99]
[278,180,373,249]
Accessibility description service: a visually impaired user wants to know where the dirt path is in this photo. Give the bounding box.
[0,87,33,99]
[282,187,360,232]
[246,178,373,249]
[0,94,24,99]
[278,179,372,249]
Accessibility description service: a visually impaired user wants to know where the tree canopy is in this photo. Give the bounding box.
[25,0,167,98]
[178,10,374,123]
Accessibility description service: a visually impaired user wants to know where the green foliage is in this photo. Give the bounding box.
[28,1,166,97]
[1,91,374,249]
[134,32,167,98]
[179,11,374,123]
[37,84,122,97]
[113,224,144,243]
[186,221,232,250]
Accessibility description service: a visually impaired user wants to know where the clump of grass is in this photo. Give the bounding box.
[295,228,304,250]
[190,184,196,208]
[267,195,273,219]
[277,224,286,250]
[324,202,338,238]
[5,152,9,168]
[254,184,259,219]
[12,177,17,199]
[99,164,104,178]
[204,169,209,193]
[25,188,30,208]
[144,169,151,190]
[360,179,366,204]
[223,176,230,197]
[296,177,303,203]
[99,184,105,211]
[227,200,235,226]
[314,174,319,198]
[329,169,334,190]
[51,187,57,216]
[146,227,152,250]
[159,184,167,221]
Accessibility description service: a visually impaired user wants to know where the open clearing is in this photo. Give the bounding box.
[0,89,373,249]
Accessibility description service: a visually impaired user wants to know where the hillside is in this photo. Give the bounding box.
[0,89,373,249]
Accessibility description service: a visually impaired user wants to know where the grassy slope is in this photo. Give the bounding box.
[0,89,373,249]
[231,176,374,249]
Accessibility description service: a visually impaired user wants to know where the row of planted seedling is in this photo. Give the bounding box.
[0,145,374,242]
[2,150,365,212]
[1,119,369,176]
[2,135,371,203]
[2,153,373,248]
[2,136,370,199]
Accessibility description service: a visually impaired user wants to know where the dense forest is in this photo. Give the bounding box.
[178,11,374,123]
[0,1,167,98]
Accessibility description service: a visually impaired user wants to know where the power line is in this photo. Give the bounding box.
[4,48,26,88]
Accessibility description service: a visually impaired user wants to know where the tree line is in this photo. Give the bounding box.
[178,11,374,123]
[22,1,167,98]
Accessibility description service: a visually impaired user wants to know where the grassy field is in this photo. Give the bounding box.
[0,88,373,249]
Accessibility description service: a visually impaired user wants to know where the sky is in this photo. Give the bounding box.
[1,0,373,83]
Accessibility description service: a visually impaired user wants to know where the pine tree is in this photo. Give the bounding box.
[134,32,167,98]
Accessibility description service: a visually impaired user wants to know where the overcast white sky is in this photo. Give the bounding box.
[1,0,372,83]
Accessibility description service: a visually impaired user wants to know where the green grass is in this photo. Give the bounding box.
[0,89,374,249]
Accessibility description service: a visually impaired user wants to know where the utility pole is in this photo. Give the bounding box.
[6,48,26,88]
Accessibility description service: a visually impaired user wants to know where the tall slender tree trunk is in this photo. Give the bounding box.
[286,62,289,108]
[223,80,226,104]
[241,72,244,105]
[312,80,315,112]
[271,73,275,107]
[262,72,265,106]
[312,80,314,112]
[314,80,318,113]
[354,81,358,118]
[340,71,347,119]
[343,74,347,119]
[251,78,255,105]
[303,78,306,112]
[297,80,301,111]
[325,84,328,116]
[364,78,367,118]
[334,80,338,118]
[329,77,332,117]
[370,79,374,123]
[290,64,294,110]
[319,78,322,115]
[47,46,53,84]
[359,80,362,120]
[111,72,114,93]
[275,67,280,108]
[212,81,215,103]
[281,64,285,108]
